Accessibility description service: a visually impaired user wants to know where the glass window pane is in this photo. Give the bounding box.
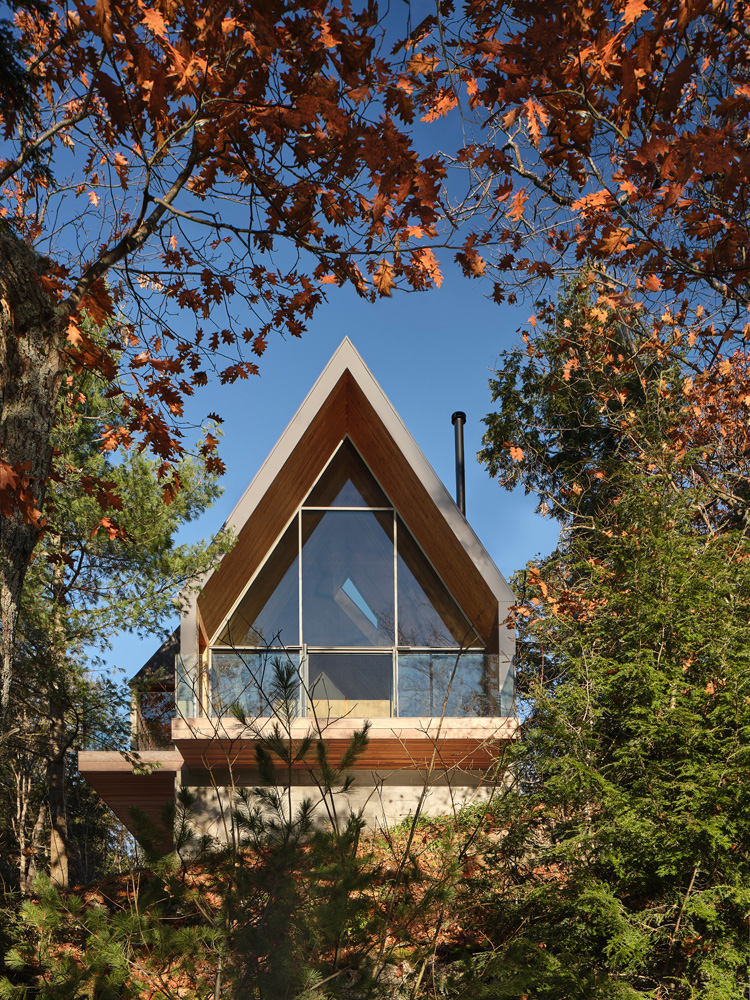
[397,517,483,647]
[216,522,299,647]
[209,651,300,718]
[397,652,499,717]
[302,511,394,646]
[308,652,392,718]
[304,439,391,507]
[176,653,198,718]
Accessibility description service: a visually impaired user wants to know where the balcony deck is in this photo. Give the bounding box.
[171,715,516,770]
[79,717,517,840]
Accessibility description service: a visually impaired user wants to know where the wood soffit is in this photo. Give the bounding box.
[198,368,505,646]
[78,751,183,840]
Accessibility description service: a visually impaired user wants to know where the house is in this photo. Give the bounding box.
[79,339,517,840]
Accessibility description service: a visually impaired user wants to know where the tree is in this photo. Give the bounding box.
[3,657,128,892]
[471,290,750,998]
[2,364,228,889]
[413,1,750,338]
[479,273,687,531]
[0,0,446,725]
[478,478,750,998]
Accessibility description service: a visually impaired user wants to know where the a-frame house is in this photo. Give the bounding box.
[79,339,516,837]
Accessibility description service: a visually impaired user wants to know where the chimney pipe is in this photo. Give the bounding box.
[451,411,466,516]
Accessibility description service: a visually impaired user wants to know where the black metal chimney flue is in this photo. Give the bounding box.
[451,411,467,516]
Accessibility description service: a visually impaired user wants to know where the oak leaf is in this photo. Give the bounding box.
[141,7,167,36]
[507,189,528,222]
[373,259,396,296]
[623,0,649,25]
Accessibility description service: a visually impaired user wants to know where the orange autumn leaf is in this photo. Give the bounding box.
[507,189,528,222]
[140,7,167,36]
[373,259,396,297]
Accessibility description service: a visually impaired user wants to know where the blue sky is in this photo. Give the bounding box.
[108,258,561,679]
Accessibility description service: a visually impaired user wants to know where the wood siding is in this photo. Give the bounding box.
[78,751,183,843]
[173,736,509,771]
[171,717,515,771]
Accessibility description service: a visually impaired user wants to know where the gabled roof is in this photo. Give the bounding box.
[197,338,514,650]
[132,628,179,688]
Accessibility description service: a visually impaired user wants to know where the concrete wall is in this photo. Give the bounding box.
[180,767,504,842]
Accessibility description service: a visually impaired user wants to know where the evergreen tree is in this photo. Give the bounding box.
[473,287,750,998]
[1,366,230,890]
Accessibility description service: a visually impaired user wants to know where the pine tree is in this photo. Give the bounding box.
[473,286,750,998]
[2,365,230,891]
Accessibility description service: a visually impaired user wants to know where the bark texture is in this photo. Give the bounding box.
[0,223,65,729]
[47,701,69,888]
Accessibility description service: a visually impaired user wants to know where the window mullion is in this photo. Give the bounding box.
[393,510,398,718]
[298,509,305,716]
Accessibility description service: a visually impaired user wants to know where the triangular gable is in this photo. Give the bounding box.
[132,628,179,690]
[196,339,514,654]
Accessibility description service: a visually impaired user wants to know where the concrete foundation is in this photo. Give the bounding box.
[180,767,502,842]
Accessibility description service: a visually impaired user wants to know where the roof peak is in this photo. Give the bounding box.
[190,336,514,652]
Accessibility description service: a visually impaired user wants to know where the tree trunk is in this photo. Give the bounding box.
[14,762,30,887]
[47,556,72,888]
[0,223,65,729]
[47,702,69,888]
[23,799,46,894]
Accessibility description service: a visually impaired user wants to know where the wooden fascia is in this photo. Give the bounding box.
[196,339,514,650]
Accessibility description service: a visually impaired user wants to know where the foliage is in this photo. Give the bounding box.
[0,857,222,1000]
[0,365,227,891]
[479,487,750,998]
[1,0,444,465]
[479,274,687,529]
[0,1,49,137]
[0,798,513,1000]
[0,0,447,718]
[413,1,750,344]
[208,659,383,999]
[30,363,231,649]
[470,290,750,998]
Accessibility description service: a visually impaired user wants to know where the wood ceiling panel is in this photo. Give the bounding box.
[199,374,350,640]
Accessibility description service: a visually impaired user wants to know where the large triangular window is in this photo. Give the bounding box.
[215,521,298,648]
[210,439,495,718]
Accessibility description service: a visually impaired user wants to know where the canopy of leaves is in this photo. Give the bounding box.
[408,1,750,357]
[1,0,446,478]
